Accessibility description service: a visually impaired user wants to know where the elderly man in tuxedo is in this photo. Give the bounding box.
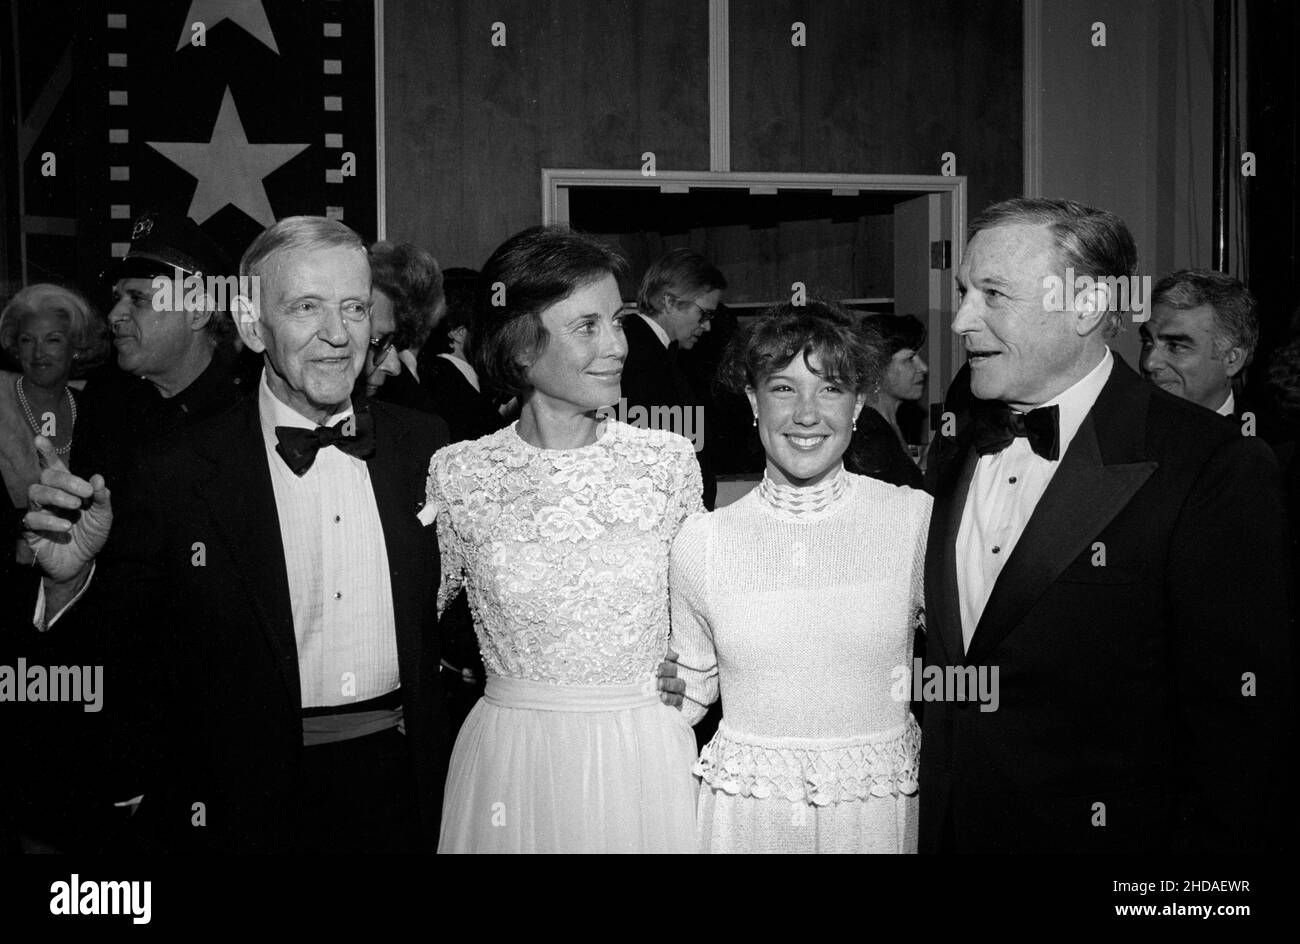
[921,198,1292,853]
[25,216,451,852]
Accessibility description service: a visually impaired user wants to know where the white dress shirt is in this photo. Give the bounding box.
[1215,391,1235,417]
[637,311,672,349]
[955,349,1114,650]
[259,373,399,708]
[437,352,481,393]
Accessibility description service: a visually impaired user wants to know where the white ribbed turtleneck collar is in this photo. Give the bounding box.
[756,463,850,517]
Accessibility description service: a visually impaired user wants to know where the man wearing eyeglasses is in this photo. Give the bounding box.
[24,216,451,853]
[362,318,400,399]
[623,248,727,508]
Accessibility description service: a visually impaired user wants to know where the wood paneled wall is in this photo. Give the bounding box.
[730,0,1021,225]
[384,0,1022,273]
[384,0,709,269]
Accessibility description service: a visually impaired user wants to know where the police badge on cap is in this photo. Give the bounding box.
[100,211,234,284]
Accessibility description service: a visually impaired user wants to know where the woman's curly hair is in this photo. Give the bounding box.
[717,299,884,395]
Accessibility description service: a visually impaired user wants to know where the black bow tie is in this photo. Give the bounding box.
[275,409,375,475]
[972,403,1061,461]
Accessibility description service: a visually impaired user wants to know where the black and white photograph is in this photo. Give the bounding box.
[0,0,1295,926]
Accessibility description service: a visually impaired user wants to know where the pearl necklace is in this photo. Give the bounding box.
[16,375,76,455]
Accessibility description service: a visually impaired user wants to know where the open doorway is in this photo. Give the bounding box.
[544,169,966,488]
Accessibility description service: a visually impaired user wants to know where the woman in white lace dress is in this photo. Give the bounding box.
[426,227,701,853]
[671,302,932,853]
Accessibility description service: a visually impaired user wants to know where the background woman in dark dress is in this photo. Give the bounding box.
[845,313,928,491]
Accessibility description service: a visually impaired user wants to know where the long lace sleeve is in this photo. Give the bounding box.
[671,438,705,532]
[669,512,717,726]
[424,449,466,621]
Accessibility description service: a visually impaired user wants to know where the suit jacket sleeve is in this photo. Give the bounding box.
[1167,434,1293,851]
[26,451,175,803]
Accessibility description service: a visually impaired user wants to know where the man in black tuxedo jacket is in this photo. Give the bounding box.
[25,216,450,852]
[622,249,725,508]
[921,198,1292,853]
[619,311,699,421]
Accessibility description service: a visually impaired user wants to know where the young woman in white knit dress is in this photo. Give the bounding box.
[671,302,932,853]
[427,227,700,853]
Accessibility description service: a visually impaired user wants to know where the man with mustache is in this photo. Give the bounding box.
[921,198,1291,853]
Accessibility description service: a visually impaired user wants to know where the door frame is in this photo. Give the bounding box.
[542,168,968,430]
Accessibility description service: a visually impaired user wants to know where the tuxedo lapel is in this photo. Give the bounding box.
[191,399,301,703]
[927,436,978,666]
[965,356,1158,663]
[365,404,425,689]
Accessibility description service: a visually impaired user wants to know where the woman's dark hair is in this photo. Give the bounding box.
[719,300,880,395]
[474,226,627,399]
[859,313,926,358]
[441,267,480,336]
[369,241,444,351]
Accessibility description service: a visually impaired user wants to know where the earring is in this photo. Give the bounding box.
[852,416,859,432]
[752,415,758,428]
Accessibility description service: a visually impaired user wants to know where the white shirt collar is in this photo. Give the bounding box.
[637,311,672,349]
[438,352,480,393]
[258,368,354,446]
[1031,347,1113,460]
[1215,390,1235,417]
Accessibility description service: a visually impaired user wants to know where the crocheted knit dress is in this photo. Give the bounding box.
[670,466,931,853]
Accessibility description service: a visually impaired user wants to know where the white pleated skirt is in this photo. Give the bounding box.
[697,790,918,854]
[438,676,699,854]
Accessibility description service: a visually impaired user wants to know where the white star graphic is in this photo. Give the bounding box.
[177,0,279,54]
[147,87,309,227]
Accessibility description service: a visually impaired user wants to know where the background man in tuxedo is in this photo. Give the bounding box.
[25,216,451,852]
[1140,268,1259,418]
[921,198,1292,853]
[623,248,726,508]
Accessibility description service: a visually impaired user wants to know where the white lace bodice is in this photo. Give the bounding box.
[426,420,704,685]
[671,471,932,803]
